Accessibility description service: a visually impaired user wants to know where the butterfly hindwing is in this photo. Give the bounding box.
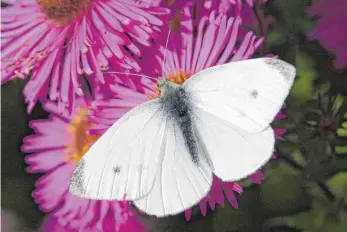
[134,120,212,217]
[69,99,167,201]
[193,107,275,181]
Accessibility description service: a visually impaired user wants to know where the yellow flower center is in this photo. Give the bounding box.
[66,108,99,164]
[38,0,93,27]
[147,69,192,99]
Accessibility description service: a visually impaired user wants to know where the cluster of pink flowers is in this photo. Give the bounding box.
[1,0,169,113]
[2,0,287,231]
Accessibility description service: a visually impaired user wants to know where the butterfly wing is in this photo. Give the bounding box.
[183,58,296,133]
[193,107,275,181]
[134,121,212,217]
[182,58,295,181]
[69,99,168,201]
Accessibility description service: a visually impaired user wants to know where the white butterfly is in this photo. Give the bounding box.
[69,57,296,217]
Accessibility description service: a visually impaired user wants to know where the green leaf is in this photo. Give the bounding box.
[290,173,347,232]
[286,133,299,144]
[290,52,317,105]
[337,128,347,137]
[306,158,347,181]
[273,0,314,33]
[290,198,342,232]
[317,82,330,95]
[260,163,310,218]
[327,172,347,199]
[262,216,298,231]
[318,221,347,232]
[212,186,263,232]
[295,52,316,76]
[292,149,306,166]
[238,178,256,188]
[332,94,345,115]
[267,31,286,46]
[336,146,347,154]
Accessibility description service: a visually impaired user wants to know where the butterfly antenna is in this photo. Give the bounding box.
[161,21,172,79]
[104,71,157,82]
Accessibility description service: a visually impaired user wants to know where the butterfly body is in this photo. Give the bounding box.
[69,58,296,218]
[159,79,200,164]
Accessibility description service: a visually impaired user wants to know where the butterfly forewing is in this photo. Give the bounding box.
[69,99,168,201]
[183,58,296,133]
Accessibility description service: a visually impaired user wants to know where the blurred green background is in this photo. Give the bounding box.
[1,0,347,231]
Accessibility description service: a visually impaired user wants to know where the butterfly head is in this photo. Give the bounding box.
[157,78,171,96]
[157,78,180,96]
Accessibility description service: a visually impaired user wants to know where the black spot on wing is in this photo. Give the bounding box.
[250,90,258,98]
[113,166,121,174]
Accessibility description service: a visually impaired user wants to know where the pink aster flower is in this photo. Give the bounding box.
[40,213,144,232]
[22,98,146,232]
[180,0,268,13]
[308,0,347,69]
[243,0,268,7]
[1,0,169,113]
[201,0,269,15]
[90,4,286,220]
[1,0,17,4]
[168,0,270,54]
